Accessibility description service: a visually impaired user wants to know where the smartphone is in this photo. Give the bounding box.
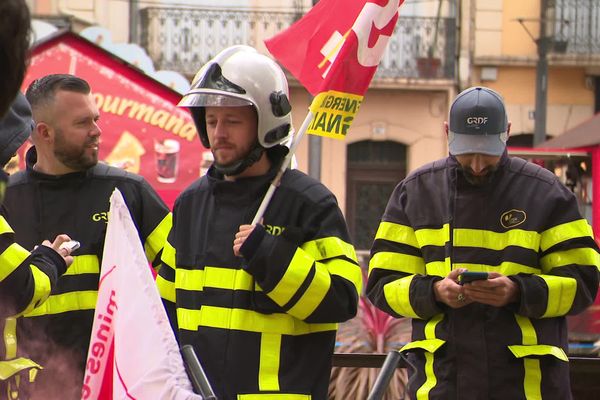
[458,271,488,284]
[59,240,80,252]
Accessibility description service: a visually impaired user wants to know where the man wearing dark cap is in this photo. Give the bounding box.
[367,86,600,399]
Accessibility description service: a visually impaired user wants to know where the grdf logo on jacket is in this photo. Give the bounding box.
[500,209,526,229]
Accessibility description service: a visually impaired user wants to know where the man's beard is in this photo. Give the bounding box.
[54,129,98,171]
[460,165,498,186]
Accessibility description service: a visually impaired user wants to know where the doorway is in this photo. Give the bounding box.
[346,140,407,252]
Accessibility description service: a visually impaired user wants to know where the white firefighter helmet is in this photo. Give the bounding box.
[179,45,292,149]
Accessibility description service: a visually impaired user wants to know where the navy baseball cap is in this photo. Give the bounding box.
[448,86,509,156]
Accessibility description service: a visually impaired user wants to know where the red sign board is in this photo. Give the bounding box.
[14,32,210,208]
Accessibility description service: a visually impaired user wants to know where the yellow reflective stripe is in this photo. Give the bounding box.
[384,276,419,318]
[4,318,16,359]
[523,358,542,400]
[238,395,310,400]
[424,260,450,278]
[400,339,445,353]
[144,213,172,262]
[508,345,568,362]
[0,216,14,234]
[23,265,52,314]
[205,267,256,291]
[175,269,203,291]
[326,259,362,294]
[157,274,176,303]
[375,222,419,248]
[177,306,337,335]
[540,248,600,272]
[513,314,543,398]
[515,314,537,345]
[369,252,425,275]
[258,333,281,391]
[415,314,444,399]
[454,261,540,276]
[0,358,42,381]
[539,275,577,317]
[540,219,594,251]
[416,351,436,400]
[424,314,443,339]
[269,249,313,306]
[63,255,99,275]
[0,243,29,281]
[287,262,331,319]
[24,291,98,317]
[414,224,449,247]
[161,241,176,268]
[454,228,540,251]
[301,236,357,262]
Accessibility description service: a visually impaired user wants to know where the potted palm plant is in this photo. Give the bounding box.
[329,279,412,399]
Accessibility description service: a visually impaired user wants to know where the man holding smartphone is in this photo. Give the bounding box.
[2,74,172,399]
[367,87,600,399]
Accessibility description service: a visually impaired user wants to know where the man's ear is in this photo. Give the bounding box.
[444,121,449,137]
[34,122,51,140]
[507,121,511,137]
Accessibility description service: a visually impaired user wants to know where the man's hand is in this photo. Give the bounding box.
[42,234,74,267]
[233,224,256,257]
[433,268,472,308]
[462,272,520,307]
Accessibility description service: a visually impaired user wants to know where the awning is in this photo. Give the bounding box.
[538,112,600,149]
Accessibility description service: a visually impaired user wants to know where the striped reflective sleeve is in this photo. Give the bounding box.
[370,252,425,275]
[376,221,420,248]
[267,248,332,320]
[383,275,420,318]
[157,272,176,304]
[540,247,600,273]
[266,236,360,320]
[538,275,577,317]
[157,241,177,304]
[0,242,29,281]
[144,213,172,263]
[540,219,594,252]
[301,236,361,293]
[0,216,14,235]
[369,221,425,276]
[19,265,51,315]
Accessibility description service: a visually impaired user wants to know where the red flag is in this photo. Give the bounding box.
[265,0,403,139]
[81,189,201,400]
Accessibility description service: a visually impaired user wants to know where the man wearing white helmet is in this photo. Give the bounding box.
[157,45,362,399]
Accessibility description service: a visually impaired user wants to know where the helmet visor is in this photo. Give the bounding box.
[178,92,253,108]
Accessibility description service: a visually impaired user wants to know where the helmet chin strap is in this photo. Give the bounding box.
[214,142,265,177]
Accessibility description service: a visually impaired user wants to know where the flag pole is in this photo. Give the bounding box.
[251,110,314,225]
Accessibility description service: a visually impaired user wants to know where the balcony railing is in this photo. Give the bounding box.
[139,7,455,81]
[553,0,600,55]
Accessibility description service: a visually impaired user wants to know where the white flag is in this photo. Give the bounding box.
[82,189,201,400]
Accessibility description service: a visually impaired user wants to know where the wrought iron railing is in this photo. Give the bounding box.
[553,0,600,55]
[139,7,455,81]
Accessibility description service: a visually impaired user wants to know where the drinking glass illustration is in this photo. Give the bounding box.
[154,139,180,183]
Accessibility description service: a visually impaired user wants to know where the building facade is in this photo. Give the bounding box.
[27,0,600,253]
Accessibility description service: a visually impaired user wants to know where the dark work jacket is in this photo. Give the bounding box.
[1,147,171,399]
[158,148,362,400]
[367,152,600,400]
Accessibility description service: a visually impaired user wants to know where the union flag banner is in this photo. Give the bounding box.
[265,0,403,139]
[82,189,201,400]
